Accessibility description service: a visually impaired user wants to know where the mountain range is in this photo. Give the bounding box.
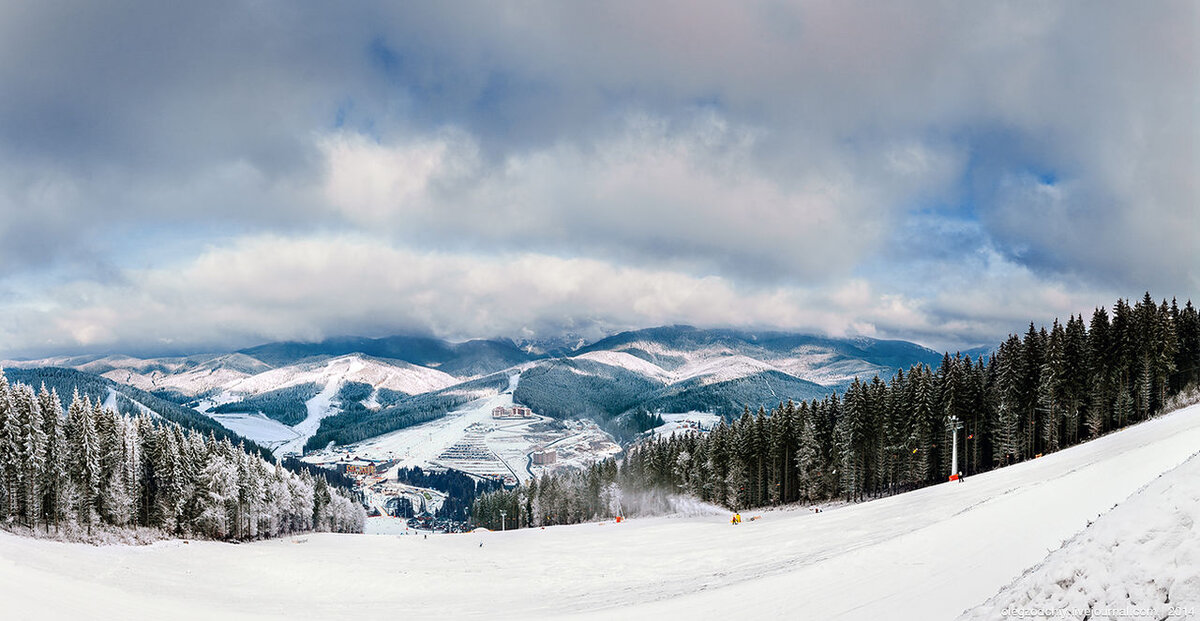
[2,326,973,455]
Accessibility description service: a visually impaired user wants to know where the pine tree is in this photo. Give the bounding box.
[67,392,101,533]
[994,338,1023,465]
[12,383,46,526]
[1086,307,1113,438]
[38,386,69,530]
[1039,320,1067,454]
[0,372,18,520]
[1062,315,1088,445]
[794,403,822,502]
[1173,301,1200,390]
[1154,299,1178,411]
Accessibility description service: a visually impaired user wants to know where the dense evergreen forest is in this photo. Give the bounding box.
[0,372,364,541]
[473,294,1200,530]
[3,367,266,456]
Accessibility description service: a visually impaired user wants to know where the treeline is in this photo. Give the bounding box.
[3,367,266,456]
[0,371,364,540]
[474,294,1200,528]
[280,456,361,491]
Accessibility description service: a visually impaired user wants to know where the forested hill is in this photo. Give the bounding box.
[0,371,364,540]
[2,366,269,458]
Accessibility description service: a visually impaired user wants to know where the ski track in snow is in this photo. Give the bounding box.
[2,404,1200,620]
[272,375,343,458]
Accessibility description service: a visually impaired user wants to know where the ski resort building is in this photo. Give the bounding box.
[531,449,557,465]
[336,460,377,476]
[492,405,533,419]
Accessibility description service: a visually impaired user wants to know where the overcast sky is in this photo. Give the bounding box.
[0,1,1196,358]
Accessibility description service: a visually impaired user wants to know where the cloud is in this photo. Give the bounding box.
[319,114,965,280]
[0,234,1123,358]
[0,1,1194,356]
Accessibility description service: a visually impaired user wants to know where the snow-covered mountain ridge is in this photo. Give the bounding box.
[3,327,954,454]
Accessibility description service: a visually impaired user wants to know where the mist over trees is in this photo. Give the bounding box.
[474,294,1200,529]
[0,372,364,541]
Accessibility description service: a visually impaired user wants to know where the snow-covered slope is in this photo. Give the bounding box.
[573,351,674,383]
[2,403,1197,620]
[577,349,800,387]
[220,354,458,398]
[574,326,942,389]
[99,354,272,397]
[961,450,1200,619]
[207,355,460,456]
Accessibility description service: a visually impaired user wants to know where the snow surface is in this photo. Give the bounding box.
[4,404,1200,620]
[573,351,674,383]
[100,388,160,419]
[961,450,1200,620]
[272,377,340,457]
[207,413,300,447]
[672,354,778,386]
[101,365,255,398]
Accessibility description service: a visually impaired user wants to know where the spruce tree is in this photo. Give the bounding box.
[13,384,46,526]
[38,386,68,530]
[67,392,101,533]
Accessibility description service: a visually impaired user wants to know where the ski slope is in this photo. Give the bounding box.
[3,403,1200,620]
[307,380,516,470]
[962,452,1200,619]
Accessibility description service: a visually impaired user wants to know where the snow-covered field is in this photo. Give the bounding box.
[221,354,459,398]
[207,412,300,448]
[4,404,1200,620]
